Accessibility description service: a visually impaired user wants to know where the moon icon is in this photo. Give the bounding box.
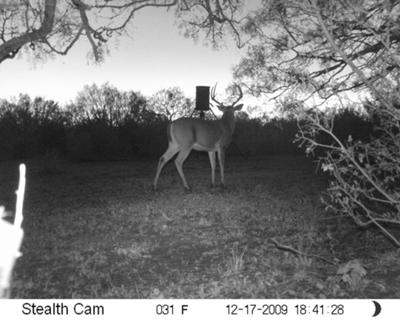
[372,300,381,317]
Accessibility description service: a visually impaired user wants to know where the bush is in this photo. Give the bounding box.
[296,102,400,247]
[66,123,121,161]
[66,128,94,161]
[133,121,169,156]
[0,97,68,160]
[233,118,300,155]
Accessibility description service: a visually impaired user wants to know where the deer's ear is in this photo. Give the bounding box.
[234,104,243,111]
[216,105,225,112]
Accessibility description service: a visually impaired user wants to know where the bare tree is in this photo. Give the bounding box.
[69,83,147,126]
[149,87,192,120]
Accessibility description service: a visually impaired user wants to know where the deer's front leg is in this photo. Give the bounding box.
[218,148,226,187]
[208,151,216,187]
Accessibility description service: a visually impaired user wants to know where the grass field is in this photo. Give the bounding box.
[1,154,399,298]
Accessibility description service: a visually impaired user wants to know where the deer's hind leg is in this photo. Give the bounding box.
[174,148,192,190]
[153,143,179,190]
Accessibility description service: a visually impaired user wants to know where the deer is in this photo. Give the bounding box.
[153,84,243,190]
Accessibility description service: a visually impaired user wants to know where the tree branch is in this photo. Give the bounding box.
[0,0,57,63]
[311,0,392,109]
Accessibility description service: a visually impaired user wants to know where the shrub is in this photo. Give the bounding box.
[296,102,400,247]
[66,128,94,161]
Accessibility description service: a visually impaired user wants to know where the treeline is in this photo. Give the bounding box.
[0,92,168,161]
[0,87,373,161]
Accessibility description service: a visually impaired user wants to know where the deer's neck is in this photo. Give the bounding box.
[220,112,236,134]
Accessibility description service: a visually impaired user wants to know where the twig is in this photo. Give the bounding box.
[161,211,173,221]
[269,238,336,265]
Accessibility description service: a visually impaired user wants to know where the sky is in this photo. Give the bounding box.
[0,6,251,109]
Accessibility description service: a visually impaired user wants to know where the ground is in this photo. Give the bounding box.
[1,154,399,298]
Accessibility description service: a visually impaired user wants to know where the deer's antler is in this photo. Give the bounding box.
[231,84,243,106]
[210,83,224,107]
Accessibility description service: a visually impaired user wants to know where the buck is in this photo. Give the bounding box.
[153,84,243,190]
